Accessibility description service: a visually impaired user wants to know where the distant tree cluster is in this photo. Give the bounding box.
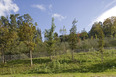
[89,16,116,38]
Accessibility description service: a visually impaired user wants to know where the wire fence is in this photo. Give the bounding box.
[1,47,116,63]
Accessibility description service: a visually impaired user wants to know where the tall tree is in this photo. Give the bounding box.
[18,14,36,66]
[0,26,18,63]
[18,22,36,66]
[44,18,56,60]
[69,19,78,60]
[37,28,42,41]
[0,26,9,63]
[60,26,67,53]
[103,16,116,37]
[90,22,103,38]
[97,22,105,62]
[54,32,60,56]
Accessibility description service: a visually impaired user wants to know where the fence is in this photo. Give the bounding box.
[0,51,49,63]
[1,47,116,63]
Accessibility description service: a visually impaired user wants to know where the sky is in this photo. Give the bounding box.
[0,0,116,40]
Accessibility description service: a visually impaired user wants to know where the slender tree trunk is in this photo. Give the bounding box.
[72,49,74,61]
[50,55,52,61]
[2,49,5,64]
[83,37,85,40]
[30,50,33,66]
[63,36,67,53]
[101,51,103,63]
[63,41,66,54]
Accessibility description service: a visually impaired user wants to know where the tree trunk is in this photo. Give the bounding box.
[30,50,33,66]
[64,41,66,54]
[101,51,103,63]
[2,49,5,64]
[50,55,52,61]
[72,49,74,61]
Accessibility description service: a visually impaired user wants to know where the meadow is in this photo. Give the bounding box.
[0,49,116,77]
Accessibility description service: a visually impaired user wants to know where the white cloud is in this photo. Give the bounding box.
[0,0,19,16]
[88,5,116,27]
[96,6,116,22]
[32,4,46,11]
[52,13,66,21]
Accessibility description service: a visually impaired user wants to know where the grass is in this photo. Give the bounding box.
[0,72,116,77]
[0,49,116,75]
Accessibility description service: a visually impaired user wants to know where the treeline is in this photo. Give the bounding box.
[0,14,116,66]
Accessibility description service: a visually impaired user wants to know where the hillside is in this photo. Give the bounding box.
[0,49,116,75]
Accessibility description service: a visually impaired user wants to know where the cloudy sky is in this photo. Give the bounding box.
[1,0,116,39]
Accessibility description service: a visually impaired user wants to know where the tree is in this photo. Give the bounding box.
[0,26,9,63]
[36,28,42,41]
[0,26,18,63]
[60,26,67,53]
[89,22,103,39]
[97,23,105,62]
[103,16,116,37]
[34,23,43,54]
[80,28,88,40]
[44,18,56,60]
[10,14,19,29]
[111,17,116,37]
[18,22,36,66]
[69,19,78,60]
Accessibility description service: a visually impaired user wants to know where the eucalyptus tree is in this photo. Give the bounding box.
[60,26,67,53]
[0,25,18,63]
[44,18,56,60]
[18,14,36,66]
[69,19,78,60]
[18,22,36,66]
[97,23,105,62]
[103,16,116,37]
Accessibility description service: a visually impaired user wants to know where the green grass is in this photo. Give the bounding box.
[0,72,116,77]
[0,49,116,75]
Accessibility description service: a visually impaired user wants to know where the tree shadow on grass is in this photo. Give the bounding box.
[0,58,51,67]
[62,59,116,73]
[33,58,51,64]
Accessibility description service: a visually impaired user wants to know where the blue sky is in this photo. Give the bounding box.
[1,0,116,40]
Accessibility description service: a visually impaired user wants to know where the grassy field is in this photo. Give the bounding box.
[0,72,116,77]
[0,49,116,76]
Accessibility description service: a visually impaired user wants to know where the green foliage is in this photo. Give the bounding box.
[0,25,18,63]
[80,28,88,40]
[69,19,78,50]
[17,14,37,66]
[44,18,56,59]
[103,17,113,37]
[60,25,67,42]
[89,22,102,38]
[68,19,78,60]
[10,14,19,29]
[97,23,104,53]
[90,16,116,38]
